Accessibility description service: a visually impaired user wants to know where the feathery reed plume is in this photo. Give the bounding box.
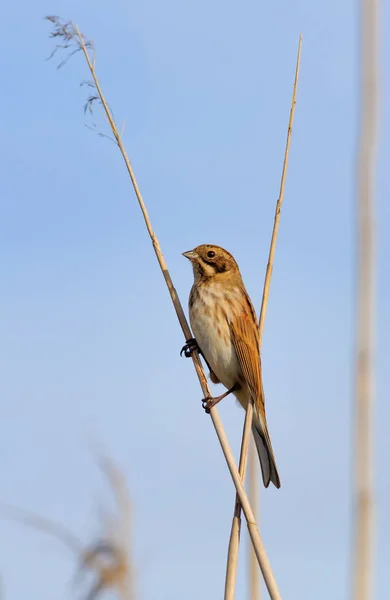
[224,35,302,600]
[352,0,379,597]
[1,455,134,599]
[44,16,281,599]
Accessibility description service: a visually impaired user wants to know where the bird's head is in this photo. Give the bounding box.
[183,244,240,282]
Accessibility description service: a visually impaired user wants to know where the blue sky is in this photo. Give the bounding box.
[0,0,388,599]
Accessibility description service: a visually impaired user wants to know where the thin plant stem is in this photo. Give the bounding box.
[224,34,302,600]
[352,0,378,596]
[224,402,254,598]
[248,439,260,600]
[73,24,282,600]
[258,34,302,344]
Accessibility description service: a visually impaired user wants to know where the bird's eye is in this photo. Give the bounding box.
[207,250,215,258]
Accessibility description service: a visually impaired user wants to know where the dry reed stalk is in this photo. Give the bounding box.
[257,35,302,342]
[45,17,281,599]
[224,35,302,600]
[248,439,260,600]
[224,401,254,598]
[352,0,379,597]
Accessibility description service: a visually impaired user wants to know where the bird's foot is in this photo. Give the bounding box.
[201,385,237,414]
[180,337,201,358]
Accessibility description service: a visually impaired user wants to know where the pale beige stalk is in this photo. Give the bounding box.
[224,401,254,598]
[248,438,260,600]
[74,25,281,600]
[352,0,378,597]
[258,34,302,344]
[224,35,302,600]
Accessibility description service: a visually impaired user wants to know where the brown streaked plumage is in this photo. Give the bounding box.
[182,244,280,489]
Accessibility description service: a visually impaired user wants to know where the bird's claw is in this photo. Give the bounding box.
[180,337,200,358]
[201,385,237,414]
[201,396,217,414]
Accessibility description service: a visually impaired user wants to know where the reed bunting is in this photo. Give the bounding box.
[182,244,280,489]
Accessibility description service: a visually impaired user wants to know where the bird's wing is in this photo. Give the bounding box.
[229,290,266,422]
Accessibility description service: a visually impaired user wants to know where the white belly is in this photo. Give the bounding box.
[189,289,241,391]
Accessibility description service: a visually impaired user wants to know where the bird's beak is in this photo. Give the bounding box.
[182,250,198,261]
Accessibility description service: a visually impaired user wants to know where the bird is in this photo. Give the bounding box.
[182,244,280,489]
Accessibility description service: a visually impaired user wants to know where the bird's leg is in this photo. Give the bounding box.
[202,384,238,414]
[180,337,201,358]
[180,338,234,411]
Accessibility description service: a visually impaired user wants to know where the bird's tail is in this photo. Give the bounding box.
[252,414,281,489]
